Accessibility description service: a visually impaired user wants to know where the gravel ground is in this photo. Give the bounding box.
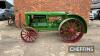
[0,20,100,56]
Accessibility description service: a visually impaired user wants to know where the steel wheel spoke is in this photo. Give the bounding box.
[60,19,84,43]
[21,28,38,43]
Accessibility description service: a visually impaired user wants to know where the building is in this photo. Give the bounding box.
[14,0,91,27]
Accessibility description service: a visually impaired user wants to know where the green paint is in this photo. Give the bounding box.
[25,12,87,33]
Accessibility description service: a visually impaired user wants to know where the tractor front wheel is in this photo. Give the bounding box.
[59,19,84,43]
[21,27,38,43]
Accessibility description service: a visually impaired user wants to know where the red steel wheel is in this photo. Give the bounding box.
[21,28,38,43]
[60,19,84,43]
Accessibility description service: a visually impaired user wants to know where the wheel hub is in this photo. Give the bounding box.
[59,19,84,43]
[67,28,75,33]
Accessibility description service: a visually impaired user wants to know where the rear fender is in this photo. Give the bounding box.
[59,14,87,33]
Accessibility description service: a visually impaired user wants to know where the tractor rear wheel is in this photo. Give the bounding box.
[21,27,38,43]
[59,19,84,43]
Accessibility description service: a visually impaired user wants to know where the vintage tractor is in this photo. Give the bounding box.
[21,12,87,43]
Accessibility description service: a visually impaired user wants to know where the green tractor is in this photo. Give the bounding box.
[21,12,87,43]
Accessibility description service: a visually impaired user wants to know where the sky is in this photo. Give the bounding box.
[6,0,13,5]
